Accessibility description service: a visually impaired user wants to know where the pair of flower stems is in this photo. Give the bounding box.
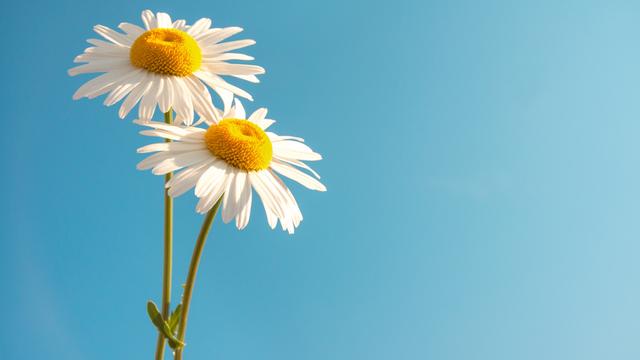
[155,110,219,360]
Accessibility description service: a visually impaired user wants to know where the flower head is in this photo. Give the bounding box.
[136,100,326,233]
[69,10,264,125]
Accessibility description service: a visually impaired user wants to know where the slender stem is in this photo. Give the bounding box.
[174,199,223,360]
[155,110,174,360]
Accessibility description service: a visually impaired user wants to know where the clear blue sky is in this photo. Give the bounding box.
[2,0,640,359]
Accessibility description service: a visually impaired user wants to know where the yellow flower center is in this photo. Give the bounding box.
[130,28,202,76]
[204,119,273,171]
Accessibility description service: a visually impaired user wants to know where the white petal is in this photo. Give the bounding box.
[137,141,206,154]
[85,38,127,51]
[233,172,248,204]
[93,25,132,46]
[137,152,174,170]
[152,150,212,175]
[103,70,145,106]
[195,161,227,197]
[165,76,185,123]
[135,120,204,136]
[251,171,286,220]
[157,77,171,113]
[139,129,204,143]
[233,74,260,83]
[72,68,130,99]
[272,140,322,161]
[171,78,194,125]
[236,183,252,230]
[203,63,265,76]
[73,49,129,63]
[141,10,156,30]
[273,156,321,179]
[204,39,256,54]
[248,108,268,124]
[188,18,212,36]
[223,170,250,223]
[173,19,187,30]
[206,53,255,62]
[119,77,153,118]
[260,171,300,233]
[196,167,230,213]
[156,12,172,28]
[216,88,235,116]
[221,170,238,222]
[103,82,136,106]
[168,160,213,197]
[233,98,246,119]
[196,27,243,44]
[118,22,145,37]
[270,161,326,191]
[184,76,217,123]
[68,58,131,76]
[194,71,253,101]
[138,76,161,120]
[271,134,305,142]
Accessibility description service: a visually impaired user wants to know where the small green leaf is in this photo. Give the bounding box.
[146,301,164,328]
[146,301,185,350]
[168,304,182,332]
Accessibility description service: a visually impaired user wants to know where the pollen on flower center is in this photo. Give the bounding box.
[204,119,273,171]
[130,28,202,76]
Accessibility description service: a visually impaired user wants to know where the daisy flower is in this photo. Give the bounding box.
[69,10,264,125]
[136,100,326,233]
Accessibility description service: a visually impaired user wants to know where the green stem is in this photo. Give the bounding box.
[155,110,174,360]
[174,199,222,360]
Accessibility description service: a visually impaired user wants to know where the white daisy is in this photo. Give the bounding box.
[136,100,326,234]
[69,9,264,125]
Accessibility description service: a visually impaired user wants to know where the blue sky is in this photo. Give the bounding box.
[2,0,640,359]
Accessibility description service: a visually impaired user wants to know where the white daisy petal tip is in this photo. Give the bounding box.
[261,119,276,129]
[136,161,150,171]
[151,167,165,175]
[155,12,172,28]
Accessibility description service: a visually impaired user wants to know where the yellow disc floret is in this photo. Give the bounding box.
[130,28,202,76]
[204,119,273,171]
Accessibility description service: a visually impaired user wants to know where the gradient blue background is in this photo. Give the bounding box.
[2,0,640,359]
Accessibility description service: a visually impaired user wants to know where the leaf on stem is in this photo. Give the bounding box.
[168,303,182,332]
[146,300,185,349]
